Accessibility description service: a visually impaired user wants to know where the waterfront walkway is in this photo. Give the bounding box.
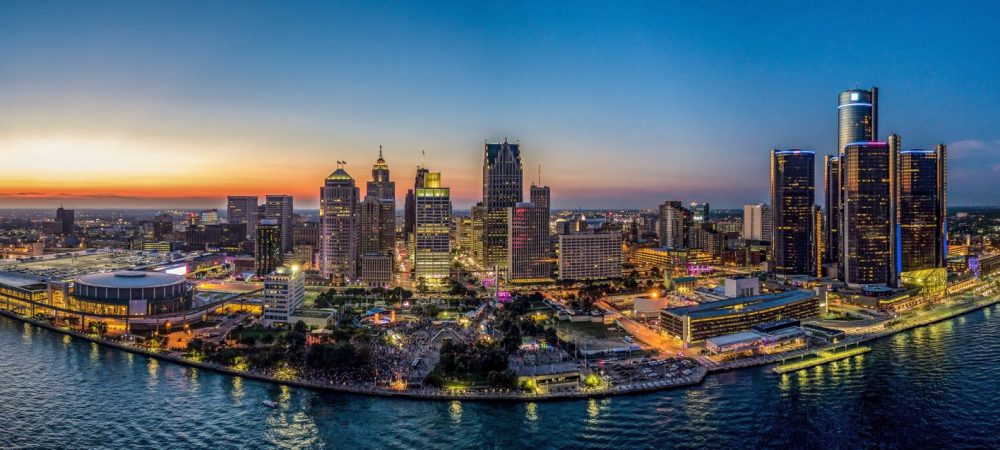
[3,288,998,402]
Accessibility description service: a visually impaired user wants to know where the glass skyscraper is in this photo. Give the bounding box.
[841,140,896,286]
[823,155,840,265]
[838,87,878,153]
[482,140,523,270]
[898,145,948,272]
[770,149,815,275]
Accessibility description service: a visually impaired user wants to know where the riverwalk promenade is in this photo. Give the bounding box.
[2,289,998,402]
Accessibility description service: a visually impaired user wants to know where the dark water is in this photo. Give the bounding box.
[2,306,1000,450]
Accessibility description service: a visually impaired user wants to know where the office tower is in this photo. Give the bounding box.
[471,202,486,262]
[55,207,74,235]
[838,87,878,153]
[320,163,360,284]
[152,214,174,240]
[293,221,320,247]
[227,196,258,239]
[823,155,840,264]
[482,140,523,270]
[898,144,948,271]
[742,204,772,241]
[262,266,305,327]
[841,139,896,286]
[366,146,396,256]
[265,194,294,252]
[690,202,710,223]
[770,149,815,275]
[414,171,452,289]
[256,220,283,276]
[557,232,622,280]
[403,165,428,243]
[530,184,551,210]
[813,205,823,277]
[658,201,690,249]
[508,201,551,282]
[359,195,383,256]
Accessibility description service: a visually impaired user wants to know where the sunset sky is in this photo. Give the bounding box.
[2,1,999,210]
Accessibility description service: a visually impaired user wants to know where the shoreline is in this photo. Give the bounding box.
[3,292,998,402]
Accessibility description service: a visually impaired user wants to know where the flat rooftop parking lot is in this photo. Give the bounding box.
[0,251,176,281]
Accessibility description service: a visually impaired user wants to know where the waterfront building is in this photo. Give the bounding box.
[838,87,878,153]
[265,194,294,252]
[841,139,896,286]
[414,171,452,289]
[508,202,551,282]
[320,163,360,284]
[824,155,841,264]
[898,145,948,272]
[659,289,819,344]
[770,149,815,275]
[658,201,689,249]
[742,204,772,241]
[482,140,523,271]
[227,196,258,240]
[262,266,305,327]
[557,232,622,281]
[255,220,283,276]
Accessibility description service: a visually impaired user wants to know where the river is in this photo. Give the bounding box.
[2,305,999,449]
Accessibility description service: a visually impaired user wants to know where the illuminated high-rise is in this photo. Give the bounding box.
[508,184,551,282]
[823,155,840,264]
[265,194,294,252]
[898,144,948,271]
[742,204,772,242]
[320,163,360,284]
[658,201,689,249]
[838,87,878,153]
[841,139,897,286]
[363,147,396,257]
[770,149,815,275]
[255,219,283,276]
[414,171,452,289]
[482,140,523,270]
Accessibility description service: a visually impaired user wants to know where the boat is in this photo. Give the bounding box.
[262,400,278,409]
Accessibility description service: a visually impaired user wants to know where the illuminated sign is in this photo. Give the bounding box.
[497,291,511,303]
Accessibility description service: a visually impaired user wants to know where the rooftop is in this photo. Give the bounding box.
[663,289,816,320]
[75,271,186,289]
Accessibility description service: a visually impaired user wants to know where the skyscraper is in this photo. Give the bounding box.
[690,202,710,223]
[823,155,840,264]
[770,149,815,275]
[838,87,878,153]
[227,196,258,240]
[508,185,552,282]
[403,165,429,244]
[255,219,283,276]
[366,146,396,256]
[658,201,689,249]
[897,144,948,271]
[55,207,74,235]
[414,171,452,289]
[320,163,359,284]
[482,140,523,270]
[265,194,294,253]
[842,139,896,286]
[742,204,772,241]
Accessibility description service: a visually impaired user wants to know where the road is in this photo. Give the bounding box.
[594,299,683,356]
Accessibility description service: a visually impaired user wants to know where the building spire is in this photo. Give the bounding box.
[378,145,383,160]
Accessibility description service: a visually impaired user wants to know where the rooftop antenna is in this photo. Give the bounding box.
[378,145,383,159]
[420,149,426,168]
[538,164,542,186]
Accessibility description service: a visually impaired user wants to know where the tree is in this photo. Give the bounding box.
[238,335,257,347]
[187,338,205,353]
[293,320,308,334]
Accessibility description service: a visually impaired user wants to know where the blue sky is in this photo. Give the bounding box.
[1,0,998,208]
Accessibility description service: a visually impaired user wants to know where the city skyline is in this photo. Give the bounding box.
[2,1,1000,210]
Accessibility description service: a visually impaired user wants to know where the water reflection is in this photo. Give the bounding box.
[22,323,32,344]
[449,401,462,424]
[230,377,245,402]
[147,358,159,388]
[62,335,71,347]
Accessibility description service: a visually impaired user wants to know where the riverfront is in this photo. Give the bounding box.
[4,302,1000,448]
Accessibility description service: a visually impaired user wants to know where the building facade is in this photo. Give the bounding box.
[508,202,551,282]
[319,165,360,284]
[823,155,841,264]
[482,140,523,270]
[898,145,948,272]
[742,204,772,241]
[842,140,896,286]
[658,201,689,249]
[227,195,258,240]
[838,87,877,153]
[255,220,283,276]
[262,267,305,327]
[414,171,452,289]
[264,194,294,252]
[770,149,815,275]
[557,232,622,280]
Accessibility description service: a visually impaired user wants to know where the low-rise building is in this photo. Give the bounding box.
[660,289,819,344]
[262,266,305,327]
